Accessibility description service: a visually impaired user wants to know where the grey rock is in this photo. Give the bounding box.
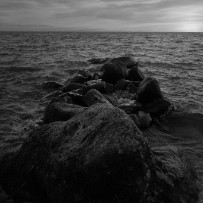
[0,105,200,202]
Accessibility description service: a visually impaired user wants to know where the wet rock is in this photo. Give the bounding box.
[101,62,128,84]
[137,77,163,105]
[126,66,145,81]
[84,82,114,94]
[137,111,152,129]
[43,100,86,124]
[0,104,149,202]
[42,81,63,91]
[62,83,86,93]
[0,104,200,202]
[83,89,112,107]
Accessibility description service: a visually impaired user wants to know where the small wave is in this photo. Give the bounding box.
[6,66,41,73]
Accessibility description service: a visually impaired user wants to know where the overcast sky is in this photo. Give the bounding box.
[0,0,203,32]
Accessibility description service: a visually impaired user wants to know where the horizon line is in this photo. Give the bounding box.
[0,30,203,33]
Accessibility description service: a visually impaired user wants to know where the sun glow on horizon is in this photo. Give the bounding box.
[180,22,201,32]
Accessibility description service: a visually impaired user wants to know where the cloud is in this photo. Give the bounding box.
[0,0,202,31]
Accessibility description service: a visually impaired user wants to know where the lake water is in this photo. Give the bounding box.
[0,32,203,200]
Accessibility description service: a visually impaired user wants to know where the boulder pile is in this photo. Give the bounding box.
[0,56,201,202]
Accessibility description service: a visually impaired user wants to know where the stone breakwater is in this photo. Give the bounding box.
[0,56,201,203]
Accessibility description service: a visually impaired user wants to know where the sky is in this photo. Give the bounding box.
[0,0,203,32]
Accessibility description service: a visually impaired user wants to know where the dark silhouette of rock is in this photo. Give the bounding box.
[0,104,200,202]
[126,66,145,81]
[137,77,163,105]
[43,100,86,124]
[101,62,128,84]
[83,89,112,107]
[42,81,63,91]
[62,83,86,93]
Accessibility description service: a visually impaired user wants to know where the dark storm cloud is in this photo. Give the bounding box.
[0,0,202,31]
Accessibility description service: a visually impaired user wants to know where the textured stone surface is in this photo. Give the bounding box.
[0,104,200,202]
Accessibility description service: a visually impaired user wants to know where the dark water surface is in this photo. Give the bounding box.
[0,32,203,199]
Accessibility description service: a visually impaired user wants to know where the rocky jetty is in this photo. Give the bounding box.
[0,56,201,202]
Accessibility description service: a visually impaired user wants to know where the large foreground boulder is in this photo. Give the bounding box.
[0,104,200,202]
